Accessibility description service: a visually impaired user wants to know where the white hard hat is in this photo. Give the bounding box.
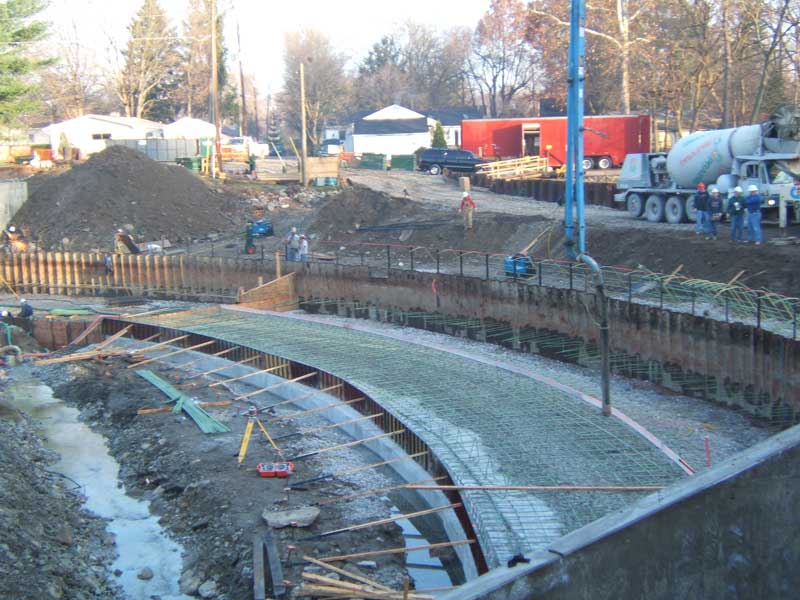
[462,191,469,197]
[7,225,15,232]
[19,298,27,303]
[710,188,719,194]
[733,186,742,193]
[748,184,758,192]
[291,226,297,233]
[0,310,8,317]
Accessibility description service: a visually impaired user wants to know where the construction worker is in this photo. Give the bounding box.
[744,184,763,245]
[459,191,476,231]
[285,227,301,261]
[299,234,309,263]
[114,229,140,255]
[728,187,746,242]
[17,298,33,319]
[0,309,9,320]
[3,224,28,254]
[693,183,709,235]
[705,188,720,239]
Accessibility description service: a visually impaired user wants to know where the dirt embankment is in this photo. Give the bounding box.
[304,184,800,295]
[15,147,245,251]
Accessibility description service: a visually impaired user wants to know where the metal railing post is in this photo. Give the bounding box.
[756,293,762,329]
[537,260,543,286]
[485,253,490,280]
[386,245,391,271]
[627,273,632,303]
[459,251,464,277]
[360,252,364,266]
[659,281,664,309]
[725,296,729,322]
[410,247,415,271]
[436,249,440,274]
[569,263,573,290]
[691,290,695,315]
[794,303,797,340]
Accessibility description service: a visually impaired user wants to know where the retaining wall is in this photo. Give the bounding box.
[291,263,799,424]
[0,180,27,231]
[437,423,800,600]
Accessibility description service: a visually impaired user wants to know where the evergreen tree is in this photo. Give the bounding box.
[431,121,447,147]
[116,0,179,119]
[0,0,50,125]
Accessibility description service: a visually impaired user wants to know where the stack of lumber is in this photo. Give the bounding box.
[296,556,432,600]
[254,158,299,182]
[221,161,250,175]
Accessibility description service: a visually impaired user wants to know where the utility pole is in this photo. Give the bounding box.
[237,22,247,137]
[300,62,308,187]
[265,93,271,144]
[210,0,221,178]
[251,85,259,140]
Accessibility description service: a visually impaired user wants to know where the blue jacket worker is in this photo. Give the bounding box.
[744,185,763,245]
[704,188,721,239]
[693,183,709,234]
[728,187,746,242]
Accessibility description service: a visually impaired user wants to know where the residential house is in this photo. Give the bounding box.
[43,114,164,158]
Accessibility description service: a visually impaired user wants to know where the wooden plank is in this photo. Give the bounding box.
[407,484,666,492]
[137,400,231,415]
[302,556,394,594]
[287,430,405,462]
[318,540,475,563]
[253,534,266,600]
[95,324,134,350]
[207,364,286,387]
[263,530,286,598]
[234,371,318,401]
[127,340,216,368]
[129,334,190,355]
[300,504,461,541]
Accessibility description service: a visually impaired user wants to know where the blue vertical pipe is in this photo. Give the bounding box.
[563,0,578,259]
[575,0,587,254]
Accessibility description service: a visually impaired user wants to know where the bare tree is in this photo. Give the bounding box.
[467,0,537,117]
[279,28,350,147]
[746,0,792,122]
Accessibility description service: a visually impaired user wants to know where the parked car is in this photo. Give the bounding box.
[417,148,483,175]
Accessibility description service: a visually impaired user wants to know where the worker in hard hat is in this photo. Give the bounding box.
[459,191,476,231]
[17,298,33,319]
[3,224,28,254]
[728,186,746,242]
[285,227,300,261]
[693,183,709,235]
[114,228,141,255]
[704,188,721,239]
[744,184,763,245]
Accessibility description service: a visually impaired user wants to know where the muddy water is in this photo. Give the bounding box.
[8,378,191,600]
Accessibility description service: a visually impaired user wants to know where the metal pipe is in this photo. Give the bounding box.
[577,253,611,416]
[0,322,11,346]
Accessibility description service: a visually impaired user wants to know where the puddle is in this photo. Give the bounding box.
[8,378,191,600]
[389,490,465,595]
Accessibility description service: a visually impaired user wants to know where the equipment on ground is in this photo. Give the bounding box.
[504,253,536,278]
[256,462,295,478]
[615,106,800,228]
[245,219,273,255]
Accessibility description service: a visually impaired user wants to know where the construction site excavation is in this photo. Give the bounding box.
[2,136,799,600]
[3,0,800,593]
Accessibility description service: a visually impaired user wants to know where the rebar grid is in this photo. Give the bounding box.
[139,308,685,567]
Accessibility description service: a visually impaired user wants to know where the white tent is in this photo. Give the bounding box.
[163,117,216,139]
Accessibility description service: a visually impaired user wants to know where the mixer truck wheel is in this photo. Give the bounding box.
[626,193,645,218]
[685,197,698,222]
[645,194,666,222]
[597,157,613,170]
[581,157,595,170]
[665,196,686,224]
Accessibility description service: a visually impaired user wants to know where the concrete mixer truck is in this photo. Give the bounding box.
[615,106,800,228]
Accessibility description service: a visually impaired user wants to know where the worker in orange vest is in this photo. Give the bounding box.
[459,191,476,231]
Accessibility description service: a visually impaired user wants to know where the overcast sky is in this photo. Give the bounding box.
[43,0,491,93]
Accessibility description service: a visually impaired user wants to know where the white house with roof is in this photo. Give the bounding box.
[347,105,431,156]
[43,114,164,158]
[162,117,216,140]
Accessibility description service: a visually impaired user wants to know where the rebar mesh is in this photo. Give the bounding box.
[137,308,685,567]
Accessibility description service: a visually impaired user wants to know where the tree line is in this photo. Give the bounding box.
[1,0,799,148]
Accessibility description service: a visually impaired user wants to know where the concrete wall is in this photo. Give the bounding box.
[436,424,800,600]
[0,180,27,231]
[291,263,800,425]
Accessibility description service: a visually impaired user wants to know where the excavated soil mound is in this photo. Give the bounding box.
[17,146,231,251]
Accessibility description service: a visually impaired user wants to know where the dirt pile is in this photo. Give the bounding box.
[0,387,118,600]
[16,146,238,251]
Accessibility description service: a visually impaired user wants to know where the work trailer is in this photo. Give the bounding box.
[461,114,650,170]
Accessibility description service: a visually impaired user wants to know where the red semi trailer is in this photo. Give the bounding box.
[461,114,650,170]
